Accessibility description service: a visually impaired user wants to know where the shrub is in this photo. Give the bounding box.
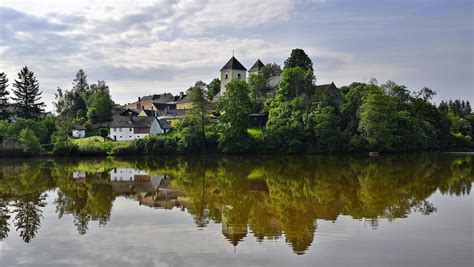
[99,128,109,141]
[53,140,78,156]
[19,128,42,156]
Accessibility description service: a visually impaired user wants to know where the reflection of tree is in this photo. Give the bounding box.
[0,198,10,240]
[0,153,472,250]
[12,193,46,243]
[54,181,115,234]
[166,153,473,254]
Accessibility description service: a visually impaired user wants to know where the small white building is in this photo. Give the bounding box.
[72,125,86,138]
[109,113,171,141]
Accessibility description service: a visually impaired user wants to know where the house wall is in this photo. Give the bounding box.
[150,119,165,134]
[72,130,85,138]
[220,69,247,94]
[110,127,149,141]
[109,119,165,141]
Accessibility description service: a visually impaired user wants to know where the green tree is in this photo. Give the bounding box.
[178,81,209,153]
[261,63,282,79]
[218,79,253,153]
[207,78,220,101]
[284,48,314,73]
[247,73,268,111]
[358,89,397,151]
[19,128,42,156]
[0,72,9,120]
[72,69,89,95]
[86,81,114,123]
[99,128,109,142]
[309,106,343,153]
[277,67,314,100]
[11,66,45,119]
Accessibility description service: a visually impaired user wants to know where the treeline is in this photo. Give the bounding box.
[1,48,473,156]
[0,68,115,156]
[135,48,473,154]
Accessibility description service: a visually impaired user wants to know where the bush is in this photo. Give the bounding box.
[19,128,42,156]
[53,141,78,156]
[99,128,109,141]
[132,134,179,155]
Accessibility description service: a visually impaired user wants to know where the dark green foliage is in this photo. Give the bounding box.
[207,78,220,101]
[217,79,253,153]
[177,81,209,153]
[2,118,50,144]
[132,134,180,155]
[11,67,45,119]
[284,48,314,73]
[86,81,114,123]
[19,128,42,156]
[358,89,397,151]
[99,128,108,141]
[0,72,9,120]
[52,140,78,156]
[247,74,268,112]
[261,63,282,79]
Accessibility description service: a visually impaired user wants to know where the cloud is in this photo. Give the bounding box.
[0,0,472,111]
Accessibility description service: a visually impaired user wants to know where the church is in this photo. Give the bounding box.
[216,55,342,106]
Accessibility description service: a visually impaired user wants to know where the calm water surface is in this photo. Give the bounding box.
[0,154,472,267]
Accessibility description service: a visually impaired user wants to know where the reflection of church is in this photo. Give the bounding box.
[221,206,248,248]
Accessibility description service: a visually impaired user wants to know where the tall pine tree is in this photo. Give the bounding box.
[0,72,9,120]
[12,66,45,119]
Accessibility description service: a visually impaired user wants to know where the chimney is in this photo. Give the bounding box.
[128,112,133,123]
[179,91,184,98]
[138,97,141,102]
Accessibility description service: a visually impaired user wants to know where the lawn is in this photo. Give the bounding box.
[72,136,132,154]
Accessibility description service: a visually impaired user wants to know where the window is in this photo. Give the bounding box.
[129,128,132,131]
[225,73,228,80]
[237,73,241,79]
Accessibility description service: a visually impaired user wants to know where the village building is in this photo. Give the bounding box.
[220,56,247,94]
[72,124,86,138]
[248,59,265,76]
[109,113,171,141]
[126,93,175,110]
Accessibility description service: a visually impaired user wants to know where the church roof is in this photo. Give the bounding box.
[220,56,247,71]
[249,59,265,72]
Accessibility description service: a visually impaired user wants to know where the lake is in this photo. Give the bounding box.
[0,153,472,267]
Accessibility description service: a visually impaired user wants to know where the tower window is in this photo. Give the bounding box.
[237,73,241,79]
[225,73,228,80]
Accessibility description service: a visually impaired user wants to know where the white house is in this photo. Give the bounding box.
[109,113,171,141]
[72,125,86,138]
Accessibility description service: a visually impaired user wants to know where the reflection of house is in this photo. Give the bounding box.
[110,168,151,181]
[72,171,87,183]
[72,171,86,179]
[109,168,183,209]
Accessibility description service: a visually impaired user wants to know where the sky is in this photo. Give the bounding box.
[0,0,472,111]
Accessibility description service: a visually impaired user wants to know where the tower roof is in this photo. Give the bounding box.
[220,56,247,71]
[249,59,265,72]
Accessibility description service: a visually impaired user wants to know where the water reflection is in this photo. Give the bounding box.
[0,154,472,255]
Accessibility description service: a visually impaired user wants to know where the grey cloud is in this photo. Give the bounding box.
[0,6,69,32]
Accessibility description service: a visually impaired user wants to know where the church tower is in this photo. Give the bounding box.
[220,56,247,95]
[248,59,265,76]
